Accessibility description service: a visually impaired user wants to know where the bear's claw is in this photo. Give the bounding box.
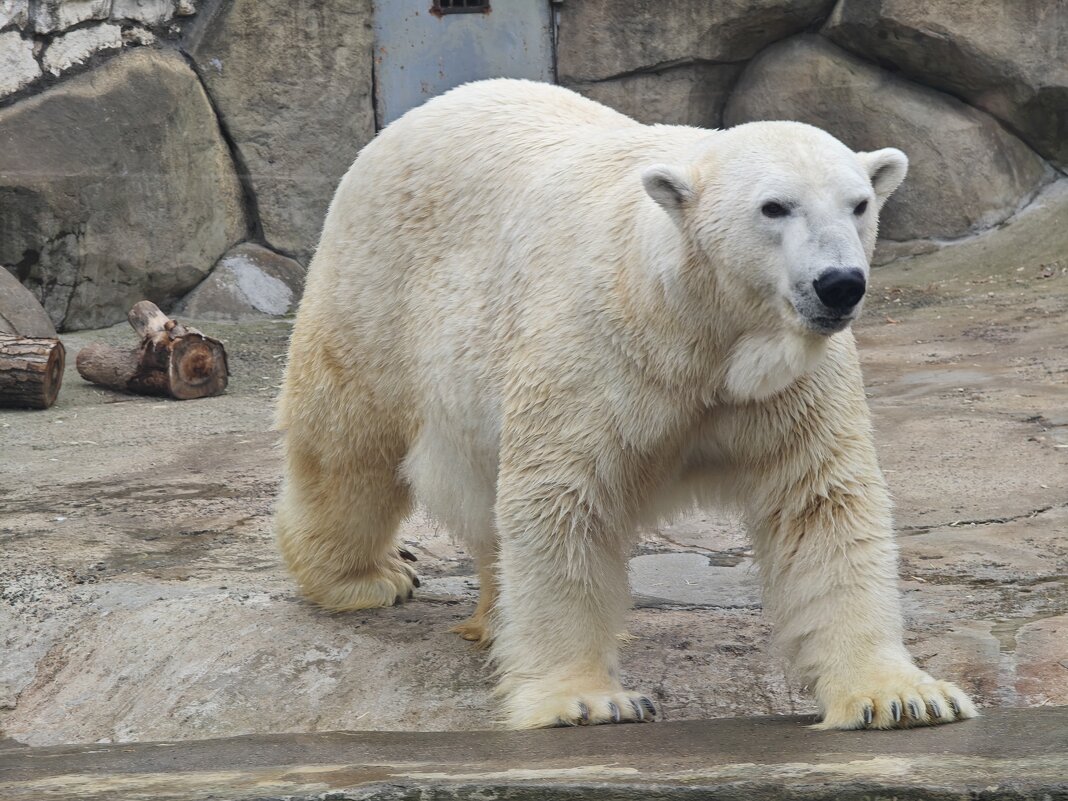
[815,674,977,730]
[508,687,659,728]
[398,547,418,563]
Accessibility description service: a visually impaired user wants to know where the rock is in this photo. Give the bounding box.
[0,48,246,331]
[873,177,1068,279]
[0,0,29,30]
[41,23,122,76]
[110,0,172,26]
[0,30,39,96]
[0,268,56,338]
[186,0,375,265]
[31,0,110,33]
[723,35,1051,242]
[177,243,304,320]
[569,63,741,128]
[557,0,835,83]
[824,0,1068,169]
[120,25,155,46]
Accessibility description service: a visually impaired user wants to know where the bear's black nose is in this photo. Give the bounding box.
[813,268,866,312]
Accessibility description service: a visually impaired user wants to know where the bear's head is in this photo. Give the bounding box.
[642,121,907,338]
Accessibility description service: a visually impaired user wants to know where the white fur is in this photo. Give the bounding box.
[275,79,976,730]
[724,332,827,401]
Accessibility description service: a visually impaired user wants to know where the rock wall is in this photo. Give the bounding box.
[1,0,1065,330]
[559,0,1067,261]
[0,0,374,331]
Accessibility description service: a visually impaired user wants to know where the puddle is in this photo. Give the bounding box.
[990,611,1064,654]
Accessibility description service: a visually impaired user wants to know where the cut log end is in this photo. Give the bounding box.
[169,334,228,399]
[76,302,228,400]
[0,334,66,410]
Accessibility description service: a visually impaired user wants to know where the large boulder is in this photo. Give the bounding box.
[824,0,1068,169]
[176,242,304,321]
[556,0,835,83]
[724,35,1051,242]
[186,0,375,265]
[874,178,1068,283]
[569,63,741,129]
[0,48,246,331]
[0,268,56,338]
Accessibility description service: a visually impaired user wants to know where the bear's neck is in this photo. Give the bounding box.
[612,203,829,405]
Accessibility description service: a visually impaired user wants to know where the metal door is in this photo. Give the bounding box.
[373,0,555,127]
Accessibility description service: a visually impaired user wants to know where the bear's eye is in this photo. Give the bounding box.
[761,202,789,218]
[854,200,869,216]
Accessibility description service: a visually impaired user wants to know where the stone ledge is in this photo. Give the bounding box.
[2,708,1065,801]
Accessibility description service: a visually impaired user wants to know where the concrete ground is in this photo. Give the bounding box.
[2,186,1067,750]
[3,708,1066,801]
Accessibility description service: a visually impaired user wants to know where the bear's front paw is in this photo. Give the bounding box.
[814,667,977,730]
[503,679,658,729]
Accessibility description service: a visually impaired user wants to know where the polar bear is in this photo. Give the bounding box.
[276,79,977,730]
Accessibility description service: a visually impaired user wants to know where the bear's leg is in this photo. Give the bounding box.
[744,400,977,729]
[450,558,498,647]
[490,438,657,728]
[276,417,417,611]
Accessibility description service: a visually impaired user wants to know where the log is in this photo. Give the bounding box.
[0,334,65,409]
[75,301,228,400]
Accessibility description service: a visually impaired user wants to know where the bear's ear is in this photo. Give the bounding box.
[642,164,695,213]
[858,148,908,204]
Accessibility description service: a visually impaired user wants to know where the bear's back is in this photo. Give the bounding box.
[341,79,712,205]
[300,80,715,407]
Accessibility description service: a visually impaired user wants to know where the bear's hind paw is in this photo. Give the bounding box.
[302,557,419,612]
[450,616,493,647]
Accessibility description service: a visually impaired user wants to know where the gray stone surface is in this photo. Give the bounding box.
[186,0,375,264]
[30,0,110,33]
[724,35,1052,242]
[873,176,1068,277]
[0,268,56,337]
[1,708,1065,801]
[40,23,122,75]
[824,0,1068,169]
[556,0,835,83]
[0,48,246,331]
[0,0,29,31]
[1,221,1067,747]
[568,63,741,129]
[176,242,304,320]
[0,30,38,95]
[110,0,171,25]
